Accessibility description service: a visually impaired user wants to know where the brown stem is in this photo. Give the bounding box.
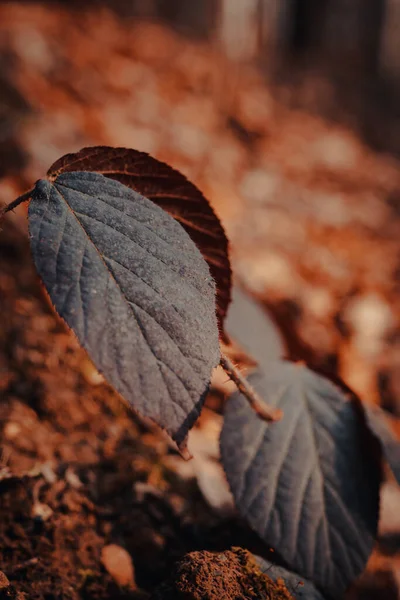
[220,354,283,422]
[0,189,33,218]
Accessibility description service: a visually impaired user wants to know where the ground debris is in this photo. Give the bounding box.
[151,547,293,600]
[101,544,136,589]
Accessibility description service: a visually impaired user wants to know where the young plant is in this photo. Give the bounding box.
[2,146,399,600]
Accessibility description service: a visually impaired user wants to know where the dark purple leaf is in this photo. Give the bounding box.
[220,363,380,598]
[28,171,220,451]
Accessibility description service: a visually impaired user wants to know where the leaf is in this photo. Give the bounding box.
[363,405,400,485]
[225,286,285,366]
[28,171,220,450]
[255,556,326,600]
[47,146,231,331]
[220,363,380,599]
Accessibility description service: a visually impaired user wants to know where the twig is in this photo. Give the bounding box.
[220,354,283,422]
[0,189,33,219]
[5,557,39,574]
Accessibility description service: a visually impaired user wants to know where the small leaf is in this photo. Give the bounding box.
[47,146,231,330]
[28,171,220,449]
[220,363,380,599]
[255,556,326,600]
[225,286,285,366]
[363,405,400,485]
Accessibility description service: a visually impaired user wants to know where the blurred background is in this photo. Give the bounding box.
[1,1,400,598]
[2,0,400,408]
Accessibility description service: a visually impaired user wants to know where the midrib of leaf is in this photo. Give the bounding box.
[300,381,333,577]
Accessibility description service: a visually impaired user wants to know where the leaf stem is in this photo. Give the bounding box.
[0,189,33,219]
[220,354,283,422]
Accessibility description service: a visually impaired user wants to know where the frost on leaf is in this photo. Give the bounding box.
[220,363,380,599]
[47,146,231,331]
[28,171,220,450]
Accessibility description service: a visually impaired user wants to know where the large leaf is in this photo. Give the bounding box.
[255,556,326,600]
[28,171,220,450]
[220,363,380,599]
[363,405,400,485]
[47,146,231,331]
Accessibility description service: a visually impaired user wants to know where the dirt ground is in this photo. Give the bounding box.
[0,217,273,598]
[0,4,400,598]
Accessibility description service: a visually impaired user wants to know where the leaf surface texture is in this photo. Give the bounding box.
[48,146,231,329]
[221,363,380,598]
[29,171,220,448]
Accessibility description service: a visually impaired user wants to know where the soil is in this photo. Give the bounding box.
[0,220,269,598]
[0,3,400,598]
[151,548,292,600]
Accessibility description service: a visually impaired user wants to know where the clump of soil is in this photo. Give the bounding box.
[152,547,293,600]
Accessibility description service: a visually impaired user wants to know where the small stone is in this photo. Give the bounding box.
[101,544,135,588]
